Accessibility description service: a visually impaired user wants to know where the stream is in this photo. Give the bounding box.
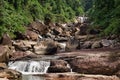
[9,60,50,80]
[8,55,62,80]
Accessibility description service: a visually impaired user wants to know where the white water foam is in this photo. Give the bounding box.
[8,61,50,75]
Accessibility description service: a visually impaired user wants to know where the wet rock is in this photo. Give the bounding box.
[91,41,103,49]
[0,69,21,79]
[68,53,120,75]
[0,33,12,46]
[47,60,71,73]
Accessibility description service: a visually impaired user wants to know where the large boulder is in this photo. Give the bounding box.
[68,52,120,75]
[47,60,71,73]
[33,40,58,55]
[101,39,113,47]
[0,45,13,63]
[0,69,21,79]
[65,38,79,51]
[81,41,93,49]
[25,30,39,41]
[0,78,9,80]
[52,27,63,35]
[79,23,89,35]
[0,33,12,46]
[12,40,36,51]
[57,43,66,52]
[101,39,118,48]
[10,51,36,60]
[116,71,120,78]
[91,41,103,49]
[0,63,7,70]
[28,21,48,35]
[61,31,71,37]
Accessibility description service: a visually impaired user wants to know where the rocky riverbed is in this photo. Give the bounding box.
[0,20,120,80]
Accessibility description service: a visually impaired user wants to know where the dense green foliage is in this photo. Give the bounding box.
[89,0,120,36]
[1,0,118,38]
[0,0,84,38]
[81,0,93,12]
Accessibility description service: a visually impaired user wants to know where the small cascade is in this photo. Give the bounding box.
[67,64,73,73]
[8,61,50,74]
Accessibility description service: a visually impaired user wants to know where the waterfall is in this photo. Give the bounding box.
[8,61,50,74]
[67,64,73,73]
[77,16,88,23]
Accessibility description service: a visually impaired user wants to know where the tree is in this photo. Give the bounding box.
[89,0,120,36]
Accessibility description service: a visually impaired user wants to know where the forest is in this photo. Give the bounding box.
[0,0,119,38]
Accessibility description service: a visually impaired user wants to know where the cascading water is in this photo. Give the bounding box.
[8,60,50,74]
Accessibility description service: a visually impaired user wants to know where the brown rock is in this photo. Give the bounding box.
[61,31,71,37]
[29,21,48,35]
[0,78,9,80]
[0,45,13,63]
[79,23,89,35]
[25,30,38,41]
[0,69,21,79]
[82,41,92,49]
[77,75,120,80]
[53,27,63,35]
[0,33,12,45]
[33,40,58,55]
[91,41,103,49]
[45,73,120,80]
[47,60,71,73]
[10,51,36,60]
[101,39,111,47]
[57,43,66,52]
[12,40,36,51]
[68,53,120,75]
[116,71,120,78]
[65,38,79,51]
[0,63,7,70]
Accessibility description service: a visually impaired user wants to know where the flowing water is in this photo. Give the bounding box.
[8,60,50,80]
[8,55,72,80]
[9,60,50,74]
